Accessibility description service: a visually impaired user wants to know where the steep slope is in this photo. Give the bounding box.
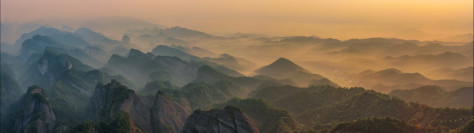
[87,80,194,133]
[87,80,152,132]
[18,50,132,126]
[1,86,56,133]
[255,58,337,87]
[389,86,473,108]
[181,106,260,133]
[214,98,299,133]
[151,91,192,133]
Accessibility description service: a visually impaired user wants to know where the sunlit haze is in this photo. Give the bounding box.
[2,0,472,41]
[1,1,473,132]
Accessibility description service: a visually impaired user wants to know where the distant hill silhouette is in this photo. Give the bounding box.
[256,58,337,87]
[352,68,472,93]
[390,86,473,108]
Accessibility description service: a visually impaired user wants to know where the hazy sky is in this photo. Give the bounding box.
[2,0,472,40]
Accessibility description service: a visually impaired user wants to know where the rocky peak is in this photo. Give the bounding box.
[7,86,56,133]
[181,106,260,133]
[88,80,152,132]
[151,91,192,133]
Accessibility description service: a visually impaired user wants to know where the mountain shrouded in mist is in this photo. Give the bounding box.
[104,48,242,87]
[1,16,472,133]
[389,86,473,108]
[352,68,472,93]
[2,86,56,133]
[256,58,338,87]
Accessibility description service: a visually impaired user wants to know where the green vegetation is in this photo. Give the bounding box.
[1,86,56,133]
[139,80,177,96]
[330,117,430,133]
[214,98,299,133]
[251,85,473,132]
[17,50,136,127]
[69,120,96,133]
[70,112,143,133]
[455,120,473,133]
[161,81,237,110]
[390,85,473,108]
[97,111,141,133]
[88,80,135,119]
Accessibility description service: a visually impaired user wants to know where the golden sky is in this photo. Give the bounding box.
[2,0,472,40]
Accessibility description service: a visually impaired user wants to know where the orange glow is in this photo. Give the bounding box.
[1,0,472,41]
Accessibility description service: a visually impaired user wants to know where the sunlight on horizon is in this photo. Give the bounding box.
[1,0,472,41]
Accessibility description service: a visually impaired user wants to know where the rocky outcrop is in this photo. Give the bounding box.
[214,98,299,133]
[181,106,260,133]
[8,86,56,133]
[87,80,151,132]
[151,91,192,133]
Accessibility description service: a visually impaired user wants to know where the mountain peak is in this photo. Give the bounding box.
[379,68,402,74]
[128,49,148,59]
[256,57,308,74]
[274,57,293,64]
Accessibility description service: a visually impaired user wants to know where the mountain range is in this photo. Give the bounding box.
[1,24,472,133]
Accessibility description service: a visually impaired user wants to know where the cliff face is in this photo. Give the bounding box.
[7,86,56,133]
[213,98,300,133]
[151,91,192,133]
[87,80,152,132]
[181,106,260,133]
